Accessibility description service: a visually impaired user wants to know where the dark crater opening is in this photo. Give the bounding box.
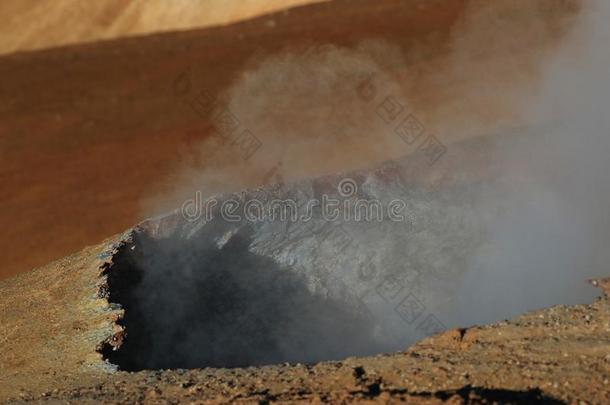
[102,225,381,371]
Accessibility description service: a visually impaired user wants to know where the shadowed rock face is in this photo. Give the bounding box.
[104,228,380,370]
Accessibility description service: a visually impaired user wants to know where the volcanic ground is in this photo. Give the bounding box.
[1,0,609,404]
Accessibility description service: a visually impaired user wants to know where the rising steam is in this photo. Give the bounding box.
[450,0,610,325]
[121,0,608,369]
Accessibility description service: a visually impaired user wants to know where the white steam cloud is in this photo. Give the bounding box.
[129,0,608,367]
[450,0,610,325]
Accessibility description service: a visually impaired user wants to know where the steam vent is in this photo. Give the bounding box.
[1,133,609,403]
